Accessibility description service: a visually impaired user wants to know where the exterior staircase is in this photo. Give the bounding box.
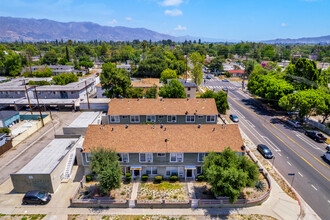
[61,150,76,182]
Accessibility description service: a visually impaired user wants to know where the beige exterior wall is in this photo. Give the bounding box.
[185,87,196,98]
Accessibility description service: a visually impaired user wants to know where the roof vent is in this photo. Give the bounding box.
[213,127,215,132]
[126,124,129,129]
[222,124,226,129]
[100,126,104,130]
[185,111,188,115]
[198,124,201,128]
[137,98,140,101]
[160,124,163,128]
[152,125,155,129]
[187,98,189,101]
[160,98,163,101]
[112,127,114,131]
[165,139,168,143]
[164,127,166,131]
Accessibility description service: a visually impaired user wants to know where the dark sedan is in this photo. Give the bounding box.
[22,191,51,205]
[304,130,327,143]
[257,144,273,159]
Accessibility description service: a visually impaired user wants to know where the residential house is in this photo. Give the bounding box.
[168,79,197,98]
[24,65,74,75]
[78,124,244,180]
[0,111,20,128]
[227,70,244,77]
[96,83,106,98]
[317,62,330,70]
[106,98,218,125]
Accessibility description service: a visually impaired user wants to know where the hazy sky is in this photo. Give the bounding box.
[1,0,329,41]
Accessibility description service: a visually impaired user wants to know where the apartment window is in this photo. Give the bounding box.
[85,153,92,162]
[118,153,129,163]
[146,115,156,123]
[197,166,202,175]
[122,115,128,119]
[186,115,195,123]
[71,92,74,94]
[157,153,166,157]
[206,115,216,122]
[166,167,178,177]
[130,115,140,123]
[146,167,158,175]
[188,87,191,91]
[187,94,190,98]
[139,153,153,163]
[53,92,56,94]
[110,115,120,123]
[198,115,204,119]
[170,153,184,162]
[167,115,177,123]
[198,153,209,162]
[158,115,164,119]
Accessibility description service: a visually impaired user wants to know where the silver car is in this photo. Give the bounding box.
[229,114,239,122]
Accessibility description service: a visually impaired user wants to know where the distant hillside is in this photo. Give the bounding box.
[262,35,330,45]
[0,16,180,42]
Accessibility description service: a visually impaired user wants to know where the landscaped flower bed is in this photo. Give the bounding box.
[137,182,188,202]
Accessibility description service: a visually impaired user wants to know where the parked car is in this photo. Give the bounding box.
[222,79,230,82]
[325,144,330,151]
[286,119,301,128]
[304,130,327,143]
[22,191,51,205]
[206,75,211,79]
[322,150,330,162]
[257,144,273,159]
[287,111,299,116]
[222,87,228,92]
[229,114,239,122]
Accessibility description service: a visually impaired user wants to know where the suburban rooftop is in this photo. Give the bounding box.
[82,124,243,153]
[107,98,218,115]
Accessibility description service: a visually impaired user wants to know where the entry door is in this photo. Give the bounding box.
[187,169,192,178]
[133,169,140,177]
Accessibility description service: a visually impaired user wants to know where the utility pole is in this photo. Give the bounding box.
[85,80,90,110]
[185,54,188,80]
[242,53,249,90]
[34,86,44,127]
[23,79,33,115]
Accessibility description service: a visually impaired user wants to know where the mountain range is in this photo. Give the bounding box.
[262,35,330,44]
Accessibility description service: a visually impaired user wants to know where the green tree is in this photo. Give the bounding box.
[101,62,132,98]
[42,50,57,65]
[58,58,68,65]
[203,148,259,202]
[4,52,22,76]
[52,73,78,85]
[159,79,186,98]
[209,57,223,73]
[190,52,204,85]
[199,90,229,114]
[144,85,158,98]
[160,68,177,83]
[136,56,168,78]
[90,148,122,194]
[128,87,144,98]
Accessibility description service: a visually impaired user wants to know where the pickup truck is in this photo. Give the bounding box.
[304,130,327,143]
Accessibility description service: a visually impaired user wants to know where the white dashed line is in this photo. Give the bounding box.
[246,120,255,128]
[298,172,303,177]
[278,153,282,156]
[311,185,318,191]
[328,200,330,204]
[287,161,292,166]
[262,136,281,152]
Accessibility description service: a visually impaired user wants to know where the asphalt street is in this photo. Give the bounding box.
[203,74,330,220]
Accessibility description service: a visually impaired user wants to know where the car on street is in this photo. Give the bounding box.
[286,119,301,128]
[322,150,330,162]
[222,79,230,82]
[22,191,51,205]
[206,75,211,79]
[257,144,273,159]
[222,87,228,92]
[287,111,299,116]
[325,144,330,151]
[229,114,239,122]
[304,130,327,143]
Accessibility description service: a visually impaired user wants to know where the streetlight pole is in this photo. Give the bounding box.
[272,156,276,168]
[288,173,295,188]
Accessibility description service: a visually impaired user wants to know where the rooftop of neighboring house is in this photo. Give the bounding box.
[30,65,74,69]
[36,78,94,91]
[67,112,101,128]
[131,78,160,88]
[0,110,19,120]
[107,98,218,116]
[227,70,244,74]
[167,79,197,88]
[82,124,243,153]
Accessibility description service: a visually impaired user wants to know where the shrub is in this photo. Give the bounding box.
[197,175,205,182]
[154,175,163,183]
[255,181,265,191]
[0,127,10,134]
[170,175,178,182]
[120,191,125,195]
[225,72,231,77]
[142,174,149,182]
[126,173,132,183]
[148,195,153,200]
[86,174,93,182]
[77,72,83,77]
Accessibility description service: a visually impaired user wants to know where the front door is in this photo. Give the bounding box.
[133,169,140,178]
[187,169,192,178]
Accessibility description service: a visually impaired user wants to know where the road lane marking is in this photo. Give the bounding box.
[278,153,282,156]
[235,110,245,119]
[262,136,281,152]
[287,161,292,166]
[295,134,322,151]
[298,172,303,177]
[246,120,255,128]
[311,185,318,191]
[229,96,330,175]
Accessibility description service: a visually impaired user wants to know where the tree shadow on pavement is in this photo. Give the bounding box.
[241,99,274,118]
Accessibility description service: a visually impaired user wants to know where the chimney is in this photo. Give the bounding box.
[198,124,201,128]
[126,124,129,129]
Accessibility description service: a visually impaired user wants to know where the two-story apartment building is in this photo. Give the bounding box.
[105,98,218,125]
[78,124,244,180]
[25,65,74,75]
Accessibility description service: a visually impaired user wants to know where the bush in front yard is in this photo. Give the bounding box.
[86,174,93,182]
[197,175,204,182]
[142,174,149,182]
[154,175,163,183]
[126,173,132,183]
[170,175,178,182]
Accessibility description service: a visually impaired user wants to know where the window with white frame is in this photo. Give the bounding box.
[110,115,120,123]
[85,153,92,162]
[186,115,195,123]
[167,115,177,123]
[146,115,156,123]
[130,115,140,123]
[118,153,129,163]
[166,167,178,176]
[198,115,204,119]
[157,153,166,157]
[139,153,153,162]
[122,115,128,119]
[170,153,184,162]
[198,153,209,162]
[197,166,202,175]
[206,115,216,122]
[146,167,158,175]
[158,115,164,119]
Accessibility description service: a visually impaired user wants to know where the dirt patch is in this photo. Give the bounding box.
[228,214,277,220]
[138,182,188,202]
[193,182,215,199]
[77,182,132,200]
[0,214,46,220]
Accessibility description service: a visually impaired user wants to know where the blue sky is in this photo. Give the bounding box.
[1,0,329,41]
